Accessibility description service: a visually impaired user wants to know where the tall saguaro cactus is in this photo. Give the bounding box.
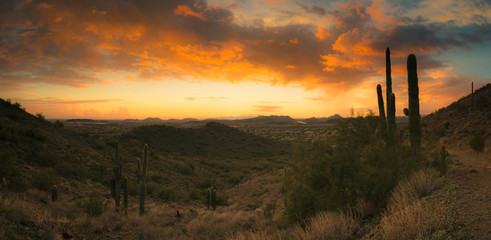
[386,48,393,122]
[407,54,421,150]
[138,144,149,216]
[112,141,124,212]
[377,84,386,127]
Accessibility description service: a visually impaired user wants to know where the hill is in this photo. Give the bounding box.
[120,122,289,159]
[422,83,491,152]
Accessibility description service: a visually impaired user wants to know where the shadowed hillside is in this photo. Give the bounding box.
[120,122,290,159]
[423,83,491,152]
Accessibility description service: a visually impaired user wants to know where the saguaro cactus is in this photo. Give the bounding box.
[112,141,123,212]
[377,84,386,127]
[389,93,396,130]
[407,54,421,150]
[52,185,58,202]
[440,146,447,175]
[138,144,148,216]
[471,82,474,110]
[113,164,122,211]
[386,48,393,123]
[123,177,128,216]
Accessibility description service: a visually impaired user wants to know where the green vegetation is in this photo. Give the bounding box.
[283,116,422,222]
[469,130,486,153]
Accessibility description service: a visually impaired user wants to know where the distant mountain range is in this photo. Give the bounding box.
[64,114,343,125]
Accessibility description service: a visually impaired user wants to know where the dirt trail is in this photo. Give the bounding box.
[448,149,491,239]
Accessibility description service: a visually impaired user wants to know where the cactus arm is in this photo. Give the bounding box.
[377,84,387,127]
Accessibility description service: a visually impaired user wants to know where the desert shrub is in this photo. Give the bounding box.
[25,127,46,141]
[80,192,109,217]
[33,150,60,167]
[264,202,276,219]
[469,130,486,153]
[0,123,17,141]
[52,120,64,128]
[0,149,27,191]
[32,168,57,191]
[283,117,423,223]
[157,186,178,202]
[476,95,488,110]
[245,203,261,211]
[54,160,89,179]
[188,188,201,201]
[35,113,45,121]
[215,190,229,206]
[227,171,243,185]
[174,161,193,175]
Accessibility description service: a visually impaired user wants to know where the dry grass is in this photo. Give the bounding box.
[386,168,441,213]
[295,211,359,240]
[378,168,446,240]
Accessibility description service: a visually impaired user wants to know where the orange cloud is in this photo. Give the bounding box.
[315,26,330,40]
[174,5,206,21]
[1,0,488,118]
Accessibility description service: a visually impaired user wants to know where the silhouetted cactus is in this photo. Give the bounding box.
[403,108,409,116]
[52,185,57,202]
[440,146,447,175]
[377,84,386,127]
[389,93,396,130]
[386,48,393,125]
[138,144,148,216]
[112,141,123,212]
[471,82,474,110]
[113,164,122,212]
[123,177,128,216]
[407,54,421,150]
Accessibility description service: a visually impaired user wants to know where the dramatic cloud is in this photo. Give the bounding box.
[0,0,490,117]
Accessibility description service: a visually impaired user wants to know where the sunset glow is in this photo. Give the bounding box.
[1,0,490,119]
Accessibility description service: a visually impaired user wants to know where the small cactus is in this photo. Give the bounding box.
[407,54,421,150]
[207,187,211,210]
[211,185,217,210]
[51,185,58,202]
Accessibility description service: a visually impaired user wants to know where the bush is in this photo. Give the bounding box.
[32,168,57,192]
[469,130,486,153]
[283,117,423,223]
[80,192,109,217]
[0,149,27,191]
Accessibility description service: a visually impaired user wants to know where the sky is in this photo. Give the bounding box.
[1,0,490,119]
